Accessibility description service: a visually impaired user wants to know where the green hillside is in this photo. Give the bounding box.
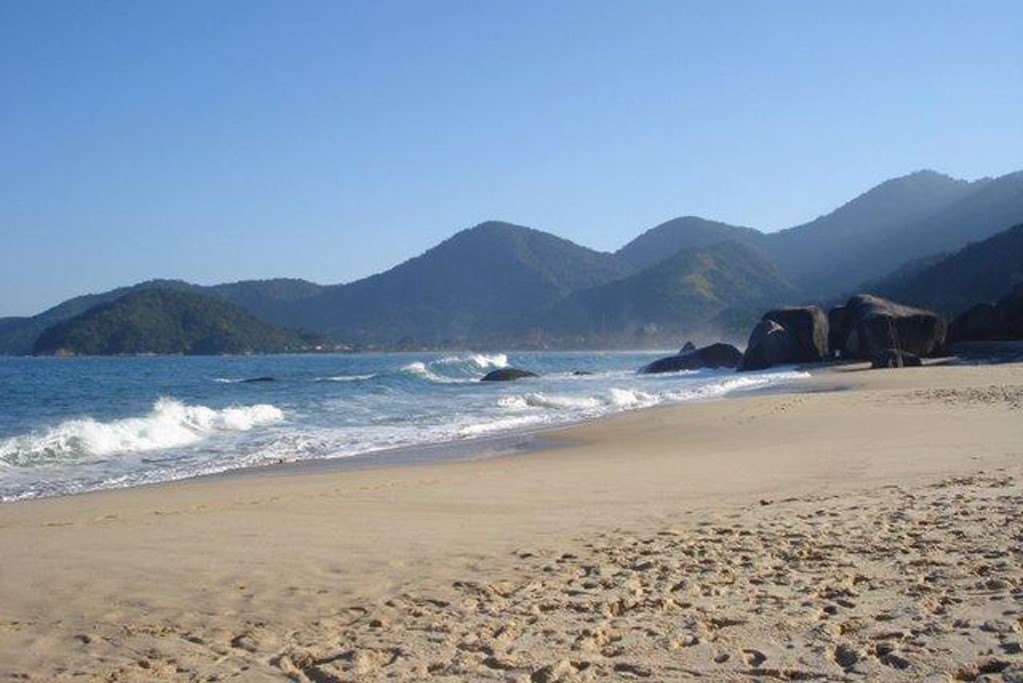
[545,241,795,344]
[873,223,1023,315]
[285,221,635,346]
[615,216,765,271]
[33,289,317,356]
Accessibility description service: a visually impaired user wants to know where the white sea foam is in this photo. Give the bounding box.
[437,352,508,369]
[498,392,604,411]
[457,415,546,438]
[0,398,284,467]
[607,387,658,408]
[315,374,377,382]
[0,355,812,502]
[399,361,462,384]
[495,372,807,420]
[399,354,504,383]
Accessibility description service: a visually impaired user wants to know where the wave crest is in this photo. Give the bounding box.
[0,398,284,467]
[399,353,509,383]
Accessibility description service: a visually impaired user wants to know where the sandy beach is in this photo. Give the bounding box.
[1,361,1021,681]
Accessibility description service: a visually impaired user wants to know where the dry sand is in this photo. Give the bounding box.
[1,362,1021,681]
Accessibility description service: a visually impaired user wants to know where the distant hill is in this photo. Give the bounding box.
[5,168,1023,352]
[284,221,635,346]
[615,216,765,271]
[871,223,1023,315]
[545,241,794,345]
[761,170,982,295]
[0,278,324,355]
[865,170,1023,282]
[33,289,317,356]
[0,280,198,355]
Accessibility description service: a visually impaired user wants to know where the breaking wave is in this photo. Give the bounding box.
[0,398,284,467]
[399,353,509,384]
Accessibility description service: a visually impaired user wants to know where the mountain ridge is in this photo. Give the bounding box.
[3,168,1022,353]
[871,222,1023,315]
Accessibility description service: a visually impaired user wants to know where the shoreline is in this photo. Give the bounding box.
[1,360,1020,680]
[0,361,814,505]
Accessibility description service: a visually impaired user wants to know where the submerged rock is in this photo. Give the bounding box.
[640,343,742,374]
[242,376,276,383]
[481,368,538,382]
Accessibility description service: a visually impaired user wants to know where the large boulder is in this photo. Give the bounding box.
[828,306,848,356]
[640,343,742,374]
[871,349,923,369]
[738,320,801,371]
[997,283,1023,338]
[949,303,1006,342]
[481,368,538,382]
[841,294,946,360]
[948,284,1023,342]
[762,306,829,362]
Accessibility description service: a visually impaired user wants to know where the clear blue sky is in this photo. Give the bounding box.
[2,0,1021,316]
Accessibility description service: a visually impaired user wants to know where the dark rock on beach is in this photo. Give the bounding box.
[828,306,848,357]
[949,303,1005,343]
[641,343,742,374]
[951,284,1023,342]
[680,340,696,354]
[840,294,946,360]
[871,349,923,368]
[999,283,1023,338]
[481,368,538,382]
[738,305,829,371]
[738,319,800,371]
[762,306,829,362]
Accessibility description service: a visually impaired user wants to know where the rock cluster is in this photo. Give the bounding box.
[640,343,742,374]
[737,295,946,372]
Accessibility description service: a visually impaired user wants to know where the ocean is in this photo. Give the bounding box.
[0,352,808,501]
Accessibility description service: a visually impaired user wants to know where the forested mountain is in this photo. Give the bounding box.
[5,168,1023,353]
[0,278,323,355]
[0,280,197,355]
[615,216,765,271]
[871,223,1023,315]
[282,221,634,346]
[760,170,982,295]
[33,289,317,356]
[546,241,794,345]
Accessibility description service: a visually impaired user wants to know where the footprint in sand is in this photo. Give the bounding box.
[833,642,859,668]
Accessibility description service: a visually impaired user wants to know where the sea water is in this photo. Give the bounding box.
[0,352,808,501]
